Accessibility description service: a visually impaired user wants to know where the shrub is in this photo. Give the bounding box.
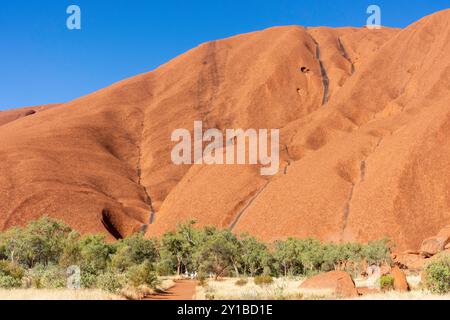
[25,264,66,289]
[97,272,124,293]
[235,278,248,286]
[0,261,24,279]
[0,275,22,289]
[80,265,98,289]
[197,273,208,287]
[424,254,450,294]
[79,235,114,272]
[59,231,82,267]
[362,238,392,266]
[254,275,273,286]
[0,261,24,289]
[126,262,159,288]
[380,274,395,291]
[117,234,159,265]
[155,257,175,276]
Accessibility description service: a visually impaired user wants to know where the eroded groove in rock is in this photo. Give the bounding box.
[341,137,384,238]
[306,30,330,105]
[229,181,270,230]
[137,154,156,224]
[284,160,291,175]
[137,107,156,224]
[196,40,222,125]
[360,160,366,183]
[337,37,355,74]
[340,183,355,240]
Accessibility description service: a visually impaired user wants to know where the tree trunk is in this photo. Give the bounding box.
[177,258,182,276]
[231,259,239,278]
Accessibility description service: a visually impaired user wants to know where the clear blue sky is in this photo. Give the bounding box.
[1,0,449,110]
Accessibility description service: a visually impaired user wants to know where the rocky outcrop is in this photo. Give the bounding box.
[299,271,359,297]
[420,225,450,257]
[391,266,410,292]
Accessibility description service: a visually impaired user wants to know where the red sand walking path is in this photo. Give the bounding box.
[145,280,197,300]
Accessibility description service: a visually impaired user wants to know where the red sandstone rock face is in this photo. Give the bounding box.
[0,10,450,248]
[300,271,358,297]
[0,104,60,127]
[391,266,410,292]
[420,225,450,257]
[394,253,427,271]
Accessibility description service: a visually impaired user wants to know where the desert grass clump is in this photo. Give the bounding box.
[254,275,274,286]
[235,278,248,286]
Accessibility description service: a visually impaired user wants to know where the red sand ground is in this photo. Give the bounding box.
[1,10,450,251]
[145,280,197,300]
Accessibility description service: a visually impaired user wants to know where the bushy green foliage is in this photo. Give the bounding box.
[362,239,392,266]
[96,271,125,293]
[59,231,82,267]
[111,234,159,272]
[194,228,240,279]
[0,275,21,289]
[0,217,393,294]
[0,261,24,288]
[0,216,72,268]
[424,254,450,294]
[126,261,159,288]
[24,264,66,289]
[78,234,113,273]
[159,220,199,276]
[272,238,391,277]
[380,274,395,291]
[239,234,272,277]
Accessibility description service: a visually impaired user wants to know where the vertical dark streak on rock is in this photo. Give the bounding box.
[337,37,355,75]
[306,29,330,106]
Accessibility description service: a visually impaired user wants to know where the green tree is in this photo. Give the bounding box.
[239,234,271,277]
[78,234,114,272]
[111,233,159,272]
[361,239,392,266]
[0,217,73,268]
[59,231,82,267]
[194,228,241,279]
[159,220,199,275]
[126,261,159,288]
[0,227,32,266]
[297,239,324,274]
[273,238,302,276]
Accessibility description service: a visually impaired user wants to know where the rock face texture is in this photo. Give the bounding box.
[299,271,358,297]
[391,266,410,292]
[1,10,450,248]
[420,225,450,257]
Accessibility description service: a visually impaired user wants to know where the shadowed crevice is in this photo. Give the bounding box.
[101,209,123,240]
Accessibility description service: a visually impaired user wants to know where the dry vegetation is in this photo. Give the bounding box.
[351,291,450,300]
[0,277,176,300]
[0,289,123,300]
[194,276,450,301]
[195,277,329,300]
